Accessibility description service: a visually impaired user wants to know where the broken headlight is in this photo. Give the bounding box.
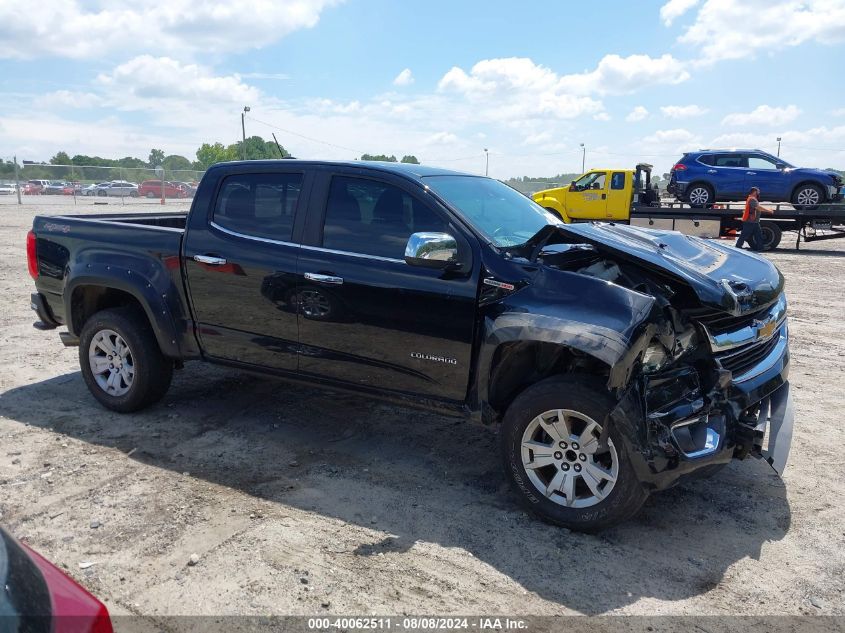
[642,341,671,373]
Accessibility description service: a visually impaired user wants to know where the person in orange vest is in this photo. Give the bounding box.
[735,186,774,251]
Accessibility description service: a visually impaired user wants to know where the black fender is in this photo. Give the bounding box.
[64,257,187,359]
[474,268,660,409]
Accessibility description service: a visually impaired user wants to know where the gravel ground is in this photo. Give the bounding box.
[1,197,844,620]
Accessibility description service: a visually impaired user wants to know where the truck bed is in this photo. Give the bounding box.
[47,211,189,231]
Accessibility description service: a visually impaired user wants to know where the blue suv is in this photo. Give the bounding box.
[668,149,843,209]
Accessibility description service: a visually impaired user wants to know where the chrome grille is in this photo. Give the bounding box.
[714,331,781,377]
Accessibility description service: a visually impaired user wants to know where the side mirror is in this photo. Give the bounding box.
[404,232,458,269]
[775,163,786,170]
[568,182,576,191]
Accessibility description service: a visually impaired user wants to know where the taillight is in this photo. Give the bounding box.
[26,230,38,279]
[672,163,687,171]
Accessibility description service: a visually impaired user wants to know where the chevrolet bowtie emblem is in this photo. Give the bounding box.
[755,319,776,341]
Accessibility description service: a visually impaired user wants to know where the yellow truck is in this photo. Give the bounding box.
[530,163,845,250]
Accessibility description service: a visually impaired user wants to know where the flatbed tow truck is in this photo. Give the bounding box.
[533,163,845,251]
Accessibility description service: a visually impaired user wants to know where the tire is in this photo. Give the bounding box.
[129,190,139,198]
[792,183,824,210]
[686,183,713,208]
[500,374,648,532]
[146,191,155,199]
[78,307,173,413]
[97,189,107,197]
[760,221,782,251]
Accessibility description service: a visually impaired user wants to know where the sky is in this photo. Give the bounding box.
[1,0,844,179]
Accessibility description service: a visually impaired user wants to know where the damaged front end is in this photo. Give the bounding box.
[494,223,793,489]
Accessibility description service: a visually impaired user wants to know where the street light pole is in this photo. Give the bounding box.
[776,137,782,157]
[580,143,585,173]
[484,148,489,176]
[241,106,250,160]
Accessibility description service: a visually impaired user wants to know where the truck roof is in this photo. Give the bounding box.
[209,159,471,180]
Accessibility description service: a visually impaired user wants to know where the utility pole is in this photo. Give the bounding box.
[580,143,586,173]
[776,137,782,157]
[14,155,21,205]
[241,106,250,160]
[484,148,489,176]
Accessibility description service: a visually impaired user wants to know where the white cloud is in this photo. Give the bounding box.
[393,68,414,87]
[660,104,708,119]
[0,0,342,59]
[34,90,103,109]
[556,53,690,96]
[660,0,700,26]
[240,72,290,81]
[653,128,698,144]
[425,131,458,145]
[437,58,604,121]
[677,0,845,64]
[593,112,611,121]
[97,56,260,106]
[832,108,845,117]
[625,106,649,122]
[721,105,801,127]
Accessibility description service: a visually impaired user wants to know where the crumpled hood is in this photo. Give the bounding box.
[530,223,785,315]
[787,167,840,184]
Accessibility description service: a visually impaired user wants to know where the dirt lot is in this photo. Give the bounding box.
[1,196,844,620]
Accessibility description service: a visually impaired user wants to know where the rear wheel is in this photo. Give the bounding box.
[687,184,713,208]
[79,308,173,412]
[129,190,139,198]
[97,189,107,197]
[500,375,648,532]
[792,183,823,210]
[146,191,156,199]
[760,222,783,251]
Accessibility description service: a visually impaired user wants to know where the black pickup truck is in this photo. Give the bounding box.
[27,160,794,531]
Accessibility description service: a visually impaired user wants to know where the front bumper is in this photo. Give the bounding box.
[615,318,792,490]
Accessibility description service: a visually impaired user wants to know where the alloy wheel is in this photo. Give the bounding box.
[796,187,820,206]
[88,329,135,396]
[688,187,710,205]
[521,409,619,508]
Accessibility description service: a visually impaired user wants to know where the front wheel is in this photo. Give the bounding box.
[792,183,823,210]
[79,307,173,412]
[500,375,648,532]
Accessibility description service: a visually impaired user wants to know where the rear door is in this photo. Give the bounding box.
[710,154,748,200]
[295,168,479,401]
[605,171,630,219]
[745,153,788,200]
[184,166,310,370]
[566,171,609,220]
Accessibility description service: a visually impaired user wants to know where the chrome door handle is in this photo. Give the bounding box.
[746,171,756,175]
[304,272,343,285]
[707,169,717,174]
[193,254,227,265]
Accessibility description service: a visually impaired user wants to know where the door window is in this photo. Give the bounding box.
[713,154,747,168]
[610,172,626,190]
[572,172,607,191]
[747,155,779,170]
[213,173,302,242]
[322,176,447,259]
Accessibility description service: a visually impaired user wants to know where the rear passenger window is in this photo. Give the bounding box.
[714,154,747,168]
[214,173,302,242]
[322,177,447,259]
[698,154,715,166]
[610,172,626,190]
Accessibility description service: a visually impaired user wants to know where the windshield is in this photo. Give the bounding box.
[424,175,559,247]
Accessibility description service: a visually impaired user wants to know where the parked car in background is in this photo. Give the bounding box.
[24,181,45,195]
[0,182,17,195]
[174,181,196,197]
[82,182,110,196]
[0,527,114,631]
[97,181,139,197]
[668,149,844,209]
[137,180,188,198]
[43,181,69,195]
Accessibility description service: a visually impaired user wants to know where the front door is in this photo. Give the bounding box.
[605,171,630,220]
[566,171,609,220]
[745,153,788,201]
[296,171,479,401]
[184,169,307,370]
